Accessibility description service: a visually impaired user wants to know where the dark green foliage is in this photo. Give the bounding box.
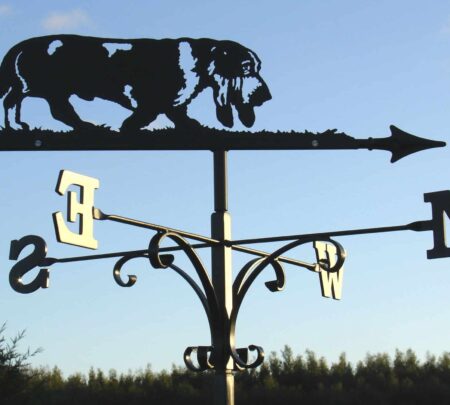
[0,323,42,404]
[2,338,450,404]
[236,347,450,405]
[20,365,214,405]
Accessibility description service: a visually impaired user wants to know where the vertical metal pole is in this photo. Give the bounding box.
[211,150,234,405]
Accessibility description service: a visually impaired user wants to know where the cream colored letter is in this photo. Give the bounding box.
[313,241,344,300]
[53,170,99,249]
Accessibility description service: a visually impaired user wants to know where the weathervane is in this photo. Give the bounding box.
[1,35,449,405]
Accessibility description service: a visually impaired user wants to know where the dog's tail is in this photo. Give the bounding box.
[0,46,18,99]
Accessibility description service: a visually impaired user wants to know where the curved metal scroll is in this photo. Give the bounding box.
[112,231,220,370]
[229,237,346,369]
[113,255,208,297]
[148,231,219,335]
[113,254,145,287]
[184,346,214,372]
[231,344,265,371]
[228,257,282,369]
[169,263,211,327]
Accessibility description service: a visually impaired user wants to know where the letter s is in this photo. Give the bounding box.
[9,235,49,294]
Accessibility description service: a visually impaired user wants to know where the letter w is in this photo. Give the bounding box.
[313,241,344,300]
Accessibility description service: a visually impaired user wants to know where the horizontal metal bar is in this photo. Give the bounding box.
[231,245,315,270]
[89,210,433,270]
[43,242,315,270]
[94,208,220,245]
[0,128,364,151]
[0,127,444,164]
[227,220,433,246]
[43,242,210,265]
[93,208,316,269]
[43,249,148,265]
[95,209,433,248]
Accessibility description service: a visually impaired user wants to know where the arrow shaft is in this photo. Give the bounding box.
[99,209,432,246]
[227,220,433,246]
[0,129,359,151]
[43,212,434,269]
[0,127,444,162]
[95,209,220,245]
[90,209,435,267]
[44,241,314,270]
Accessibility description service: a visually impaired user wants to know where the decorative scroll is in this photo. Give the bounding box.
[148,231,219,334]
[113,254,144,287]
[111,231,219,334]
[109,234,346,371]
[229,237,346,369]
[112,231,220,371]
[229,257,283,369]
[183,346,214,372]
[231,344,265,371]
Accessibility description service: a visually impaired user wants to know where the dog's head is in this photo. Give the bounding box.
[207,41,271,128]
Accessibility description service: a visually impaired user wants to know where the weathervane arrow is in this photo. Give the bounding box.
[362,125,446,163]
[0,125,445,161]
[0,35,445,160]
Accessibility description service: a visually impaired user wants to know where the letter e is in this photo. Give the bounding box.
[53,170,99,249]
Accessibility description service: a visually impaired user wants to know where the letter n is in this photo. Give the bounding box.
[424,190,450,259]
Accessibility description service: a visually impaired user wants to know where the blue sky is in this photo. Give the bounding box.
[0,0,449,376]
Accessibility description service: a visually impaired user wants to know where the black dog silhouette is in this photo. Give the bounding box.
[0,35,271,131]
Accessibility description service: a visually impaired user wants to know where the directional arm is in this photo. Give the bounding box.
[366,125,446,163]
[227,220,433,247]
[40,201,446,272]
[0,126,445,162]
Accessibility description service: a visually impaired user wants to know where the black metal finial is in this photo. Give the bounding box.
[369,125,446,163]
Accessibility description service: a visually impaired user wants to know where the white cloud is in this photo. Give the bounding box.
[42,9,90,31]
[0,4,11,15]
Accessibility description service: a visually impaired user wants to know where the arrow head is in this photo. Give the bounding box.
[389,125,446,163]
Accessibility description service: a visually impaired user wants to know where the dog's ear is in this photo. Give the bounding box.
[208,56,234,127]
[236,103,255,127]
[213,78,233,127]
[208,42,271,128]
[215,103,233,128]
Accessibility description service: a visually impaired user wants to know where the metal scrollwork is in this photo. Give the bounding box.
[148,231,219,334]
[112,232,346,372]
[112,231,221,371]
[229,237,346,369]
[228,257,283,369]
[183,346,214,372]
[231,345,265,371]
[113,254,146,287]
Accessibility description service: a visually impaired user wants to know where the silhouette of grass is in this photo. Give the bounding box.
[0,125,349,137]
[0,125,354,151]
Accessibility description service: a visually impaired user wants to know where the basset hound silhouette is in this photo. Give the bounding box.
[0,35,271,131]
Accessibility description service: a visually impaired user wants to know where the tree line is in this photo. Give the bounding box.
[1,325,449,404]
